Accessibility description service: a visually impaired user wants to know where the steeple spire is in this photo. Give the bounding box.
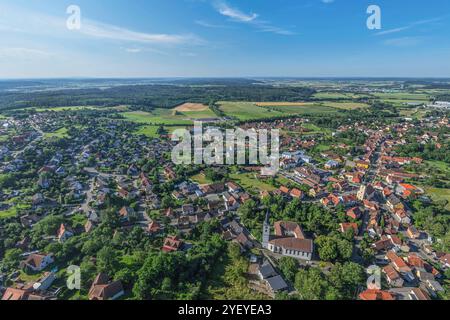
[262,209,270,249]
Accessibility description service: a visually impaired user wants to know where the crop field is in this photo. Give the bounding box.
[372,92,430,101]
[218,102,285,120]
[123,109,193,125]
[381,99,426,107]
[321,102,369,110]
[218,101,340,121]
[174,103,209,112]
[255,102,313,107]
[313,92,371,100]
[179,109,218,120]
[123,106,218,125]
[263,104,340,115]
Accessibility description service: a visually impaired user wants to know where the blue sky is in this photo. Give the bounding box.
[0,0,449,78]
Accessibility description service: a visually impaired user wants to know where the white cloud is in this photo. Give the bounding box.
[213,1,295,35]
[125,48,142,53]
[376,17,443,36]
[0,3,204,46]
[195,20,230,29]
[80,19,202,45]
[215,1,258,22]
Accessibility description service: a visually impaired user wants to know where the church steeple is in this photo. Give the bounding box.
[262,209,270,249]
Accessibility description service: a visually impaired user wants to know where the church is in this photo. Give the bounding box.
[262,212,314,261]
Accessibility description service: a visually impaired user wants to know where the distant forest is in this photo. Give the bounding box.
[0,82,316,111]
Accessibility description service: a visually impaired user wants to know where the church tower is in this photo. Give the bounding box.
[262,210,271,249]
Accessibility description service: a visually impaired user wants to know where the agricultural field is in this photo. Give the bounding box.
[371,92,430,101]
[218,101,340,121]
[321,101,369,110]
[398,107,429,119]
[218,101,284,121]
[174,103,219,119]
[255,102,314,107]
[262,104,339,115]
[174,103,209,112]
[123,105,218,125]
[123,109,193,125]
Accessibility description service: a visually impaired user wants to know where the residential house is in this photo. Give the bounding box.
[406,226,420,239]
[20,253,54,272]
[339,223,359,236]
[88,273,124,300]
[57,223,73,242]
[118,206,136,223]
[359,289,395,301]
[162,235,183,252]
[289,188,304,200]
[383,265,404,288]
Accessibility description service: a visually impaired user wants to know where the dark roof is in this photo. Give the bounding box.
[266,275,288,291]
[259,263,277,279]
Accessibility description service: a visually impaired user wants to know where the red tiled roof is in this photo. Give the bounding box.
[359,289,395,301]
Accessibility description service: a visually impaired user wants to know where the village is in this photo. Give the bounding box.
[0,106,449,301]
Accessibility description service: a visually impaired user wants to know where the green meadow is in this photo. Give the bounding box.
[123,109,193,125]
[218,101,341,121]
[44,127,69,139]
[425,187,450,210]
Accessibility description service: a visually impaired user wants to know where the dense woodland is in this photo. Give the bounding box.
[0,82,316,111]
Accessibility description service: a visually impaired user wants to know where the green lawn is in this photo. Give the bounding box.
[190,173,213,185]
[19,270,42,283]
[425,160,450,173]
[229,173,276,193]
[44,127,69,139]
[425,187,450,210]
[135,125,160,138]
[135,125,189,138]
[0,203,30,219]
[0,207,17,219]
